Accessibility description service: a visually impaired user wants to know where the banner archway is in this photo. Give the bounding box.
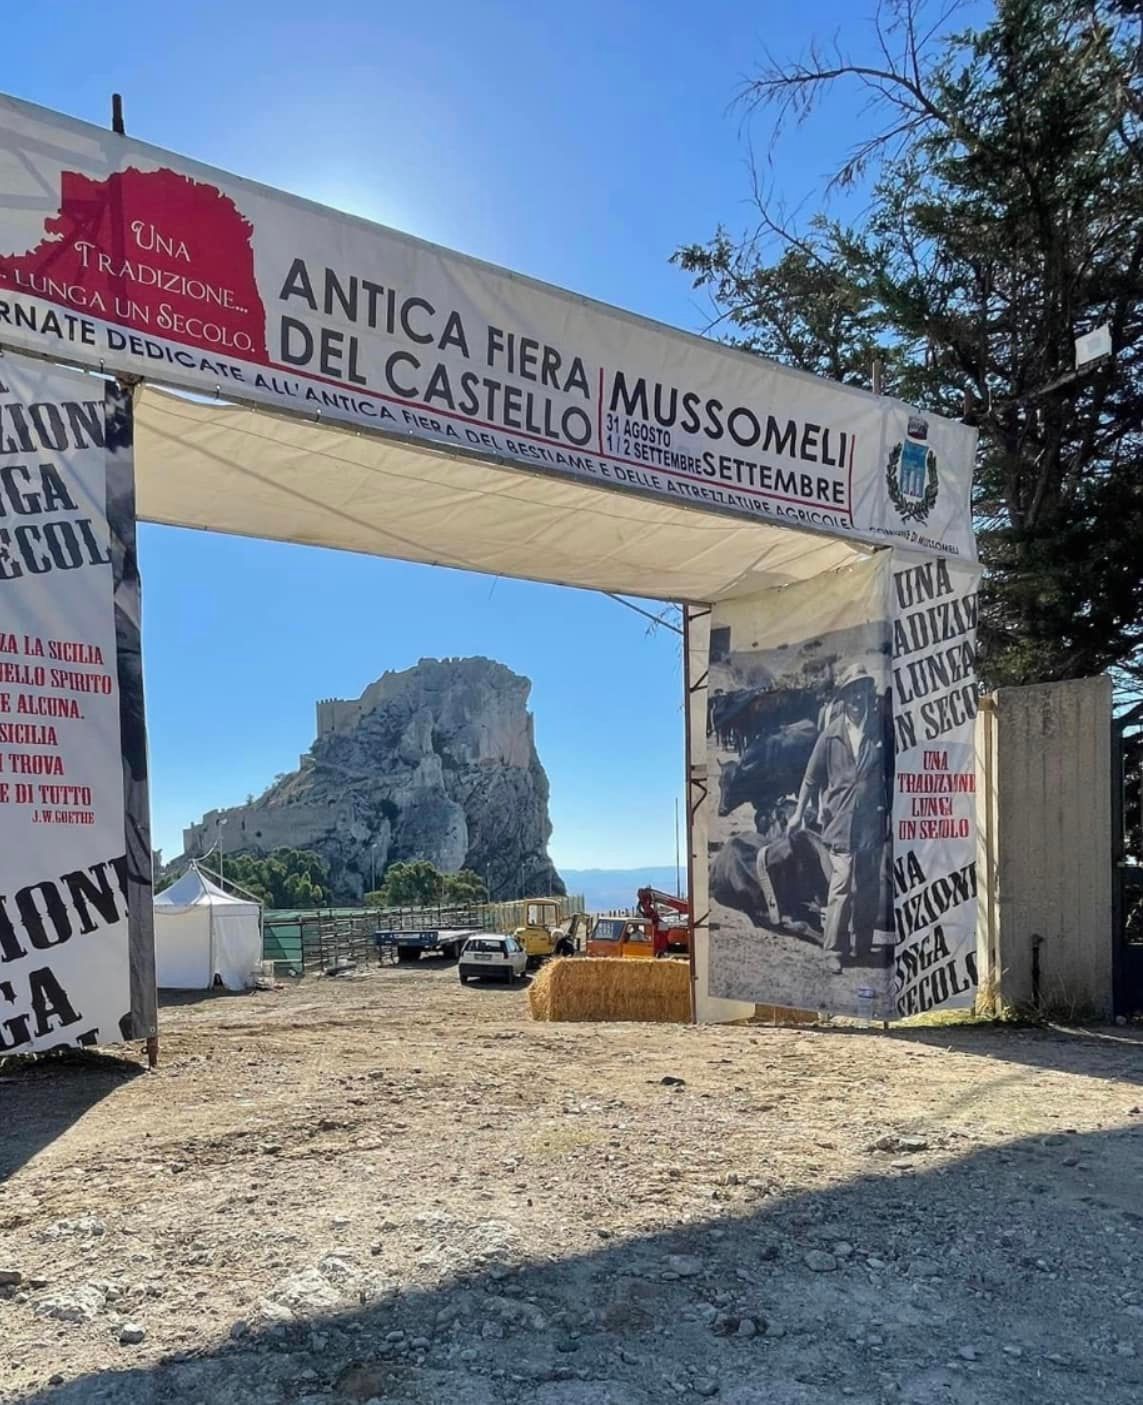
[0,94,980,1051]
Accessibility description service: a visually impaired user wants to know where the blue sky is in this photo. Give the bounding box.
[16,0,943,869]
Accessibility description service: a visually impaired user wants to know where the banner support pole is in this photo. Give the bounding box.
[682,604,697,1024]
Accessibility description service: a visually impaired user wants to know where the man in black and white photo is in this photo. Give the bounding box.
[786,663,887,975]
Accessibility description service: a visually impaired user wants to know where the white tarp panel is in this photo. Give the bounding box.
[0,92,977,573]
[153,904,212,990]
[212,907,261,992]
[154,866,261,991]
[134,388,867,601]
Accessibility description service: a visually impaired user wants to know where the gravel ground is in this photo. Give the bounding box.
[2,959,1143,1404]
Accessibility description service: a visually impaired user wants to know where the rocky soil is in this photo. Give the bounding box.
[2,962,1143,1404]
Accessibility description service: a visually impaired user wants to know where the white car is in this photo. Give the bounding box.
[458,934,528,984]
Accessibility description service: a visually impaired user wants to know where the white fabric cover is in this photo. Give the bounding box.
[153,867,262,991]
[134,388,868,604]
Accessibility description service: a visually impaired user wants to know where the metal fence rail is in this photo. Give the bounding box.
[300,915,379,972]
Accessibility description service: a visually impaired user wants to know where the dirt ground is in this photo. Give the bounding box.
[2,961,1143,1405]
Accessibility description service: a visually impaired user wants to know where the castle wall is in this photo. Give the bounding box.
[183,801,350,858]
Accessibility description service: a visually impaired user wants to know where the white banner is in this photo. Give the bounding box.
[0,95,975,559]
[890,553,982,1016]
[0,355,148,1053]
[705,556,895,1018]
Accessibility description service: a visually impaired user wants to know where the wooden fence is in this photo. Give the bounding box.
[264,894,586,973]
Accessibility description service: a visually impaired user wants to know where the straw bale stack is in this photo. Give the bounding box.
[528,957,691,1023]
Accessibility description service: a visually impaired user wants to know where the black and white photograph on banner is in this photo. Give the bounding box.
[706,556,895,1018]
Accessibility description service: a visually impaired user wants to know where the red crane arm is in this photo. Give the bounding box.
[637,886,690,917]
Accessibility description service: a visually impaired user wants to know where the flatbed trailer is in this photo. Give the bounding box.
[373,927,483,964]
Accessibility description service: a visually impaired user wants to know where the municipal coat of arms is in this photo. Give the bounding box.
[887,414,939,523]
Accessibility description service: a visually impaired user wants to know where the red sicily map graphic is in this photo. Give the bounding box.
[0,166,268,361]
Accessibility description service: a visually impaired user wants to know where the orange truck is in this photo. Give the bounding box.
[585,915,657,959]
[583,889,691,960]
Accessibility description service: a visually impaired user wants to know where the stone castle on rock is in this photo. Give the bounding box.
[180,657,564,902]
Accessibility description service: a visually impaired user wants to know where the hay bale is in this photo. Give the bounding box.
[528,958,691,1024]
[528,961,556,1022]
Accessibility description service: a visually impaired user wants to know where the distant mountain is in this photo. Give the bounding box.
[559,866,683,912]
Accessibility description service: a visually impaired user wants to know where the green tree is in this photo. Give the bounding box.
[196,847,331,907]
[364,864,487,908]
[374,858,446,907]
[675,0,1143,691]
[442,868,488,904]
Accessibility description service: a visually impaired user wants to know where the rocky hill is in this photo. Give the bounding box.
[180,657,563,902]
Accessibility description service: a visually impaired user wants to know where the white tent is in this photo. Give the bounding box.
[153,866,263,992]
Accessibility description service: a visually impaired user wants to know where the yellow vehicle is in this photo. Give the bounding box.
[514,898,570,968]
[559,911,594,954]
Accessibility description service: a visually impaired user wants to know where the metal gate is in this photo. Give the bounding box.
[1112,701,1143,1016]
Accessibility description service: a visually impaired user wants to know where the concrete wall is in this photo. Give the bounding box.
[977,675,1114,1017]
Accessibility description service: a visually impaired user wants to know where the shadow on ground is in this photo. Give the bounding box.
[0,1051,144,1183]
[157,989,253,1008]
[890,1019,1143,1089]
[17,1116,1143,1405]
[463,976,534,993]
